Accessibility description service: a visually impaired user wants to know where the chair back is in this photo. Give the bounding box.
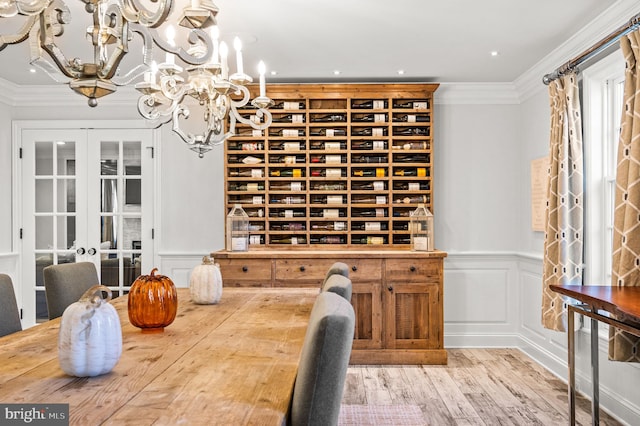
[321,274,352,302]
[290,291,355,426]
[321,262,350,288]
[0,274,22,337]
[43,262,99,319]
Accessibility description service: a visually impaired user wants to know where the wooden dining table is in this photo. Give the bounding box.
[0,287,318,425]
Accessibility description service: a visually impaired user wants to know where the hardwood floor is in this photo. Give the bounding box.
[342,348,622,425]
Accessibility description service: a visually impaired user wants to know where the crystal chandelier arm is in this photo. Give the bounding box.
[94,3,129,80]
[0,15,37,50]
[152,28,212,65]
[120,0,172,28]
[229,86,273,130]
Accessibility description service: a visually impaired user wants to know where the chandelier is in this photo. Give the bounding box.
[0,0,273,157]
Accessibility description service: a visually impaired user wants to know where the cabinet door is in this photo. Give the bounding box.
[351,281,383,350]
[384,282,441,349]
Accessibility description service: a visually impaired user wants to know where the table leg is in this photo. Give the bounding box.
[591,317,599,426]
[568,305,576,426]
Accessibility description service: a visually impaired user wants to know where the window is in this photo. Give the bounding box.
[583,52,625,285]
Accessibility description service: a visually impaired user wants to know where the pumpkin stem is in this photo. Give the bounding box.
[202,256,215,265]
[150,268,158,277]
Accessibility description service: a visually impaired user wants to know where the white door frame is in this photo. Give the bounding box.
[12,120,161,327]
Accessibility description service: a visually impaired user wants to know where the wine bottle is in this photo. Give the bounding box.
[351,222,389,231]
[310,236,346,244]
[351,100,387,109]
[352,168,386,177]
[310,141,347,150]
[269,141,303,151]
[393,236,411,244]
[352,236,386,245]
[249,235,265,245]
[351,140,387,150]
[351,128,387,136]
[270,182,304,191]
[392,182,429,191]
[229,169,263,178]
[229,196,263,204]
[352,195,386,204]
[392,141,429,150]
[311,182,346,191]
[392,114,430,123]
[248,223,265,231]
[353,208,387,217]
[269,129,304,137]
[270,195,306,204]
[272,114,305,123]
[310,155,324,163]
[310,114,346,122]
[393,210,411,217]
[269,210,305,218]
[394,195,429,204]
[269,236,307,244]
[393,154,430,163]
[393,127,429,136]
[311,168,344,178]
[270,222,305,231]
[272,101,305,110]
[394,168,427,177]
[392,223,409,231]
[310,209,346,218]
[352,113,387,123]
[309,128,347,137]
[228,183,265,191]
[227,155,264,164]
[311,222,347,231]
[393,100,416,109]
[270,169,303,178]
[245,209,264,218]
[351,154,388,164]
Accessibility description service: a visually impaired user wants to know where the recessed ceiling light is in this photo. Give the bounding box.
[397,70,405,75]
[270,70,277,76]
[29,68,36,73]
[333,70,341,76]
[56,141,66,145]
[491,51,500,57]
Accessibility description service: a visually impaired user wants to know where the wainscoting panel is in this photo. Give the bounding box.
[443,253,520,348]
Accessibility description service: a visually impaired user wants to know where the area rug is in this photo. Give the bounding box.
[339,404,426,425]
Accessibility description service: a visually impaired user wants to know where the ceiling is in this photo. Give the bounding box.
[0,0,621,87]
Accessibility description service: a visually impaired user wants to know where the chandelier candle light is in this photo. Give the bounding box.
[0,0,273,157]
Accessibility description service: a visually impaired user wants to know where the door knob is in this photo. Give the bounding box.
[299,266,306,272]
[242,266,248,272]
[76,247,86,255]
[87,248,97,256]
[352,265,358,272]
[410,265,416,272]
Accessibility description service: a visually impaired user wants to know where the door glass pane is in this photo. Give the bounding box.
[57,144,76,176]
[123,217,142,254]
[35,142,53,175]
[56,216,75,250]
[101,143,119,175]
[35,216,53,250]
[101,179,118,213]
[124,141,141,175]
[124,178,141,212]
[35,179,53,212]
[57,178,76,213]
[101,215,118,250]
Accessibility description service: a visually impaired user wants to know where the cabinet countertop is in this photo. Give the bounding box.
[213,249,448,259]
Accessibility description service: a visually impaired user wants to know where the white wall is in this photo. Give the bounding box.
[0,101,13,253]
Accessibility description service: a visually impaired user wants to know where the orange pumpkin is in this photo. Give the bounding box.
[128,268,178,333]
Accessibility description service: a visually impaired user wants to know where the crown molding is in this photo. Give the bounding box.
[514,0,640,102]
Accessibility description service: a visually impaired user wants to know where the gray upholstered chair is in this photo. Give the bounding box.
[0,274,22,337]
[321,262,350,288]
[43,262,100,319]
[321,274,352,302]
[290,291,355,426]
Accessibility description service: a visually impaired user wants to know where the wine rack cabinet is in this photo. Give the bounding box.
[225,83,438,248]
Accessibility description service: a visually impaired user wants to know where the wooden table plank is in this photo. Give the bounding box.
[0,288,317,425]
[549,285,640,323]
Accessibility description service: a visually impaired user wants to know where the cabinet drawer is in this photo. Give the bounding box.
[274,258,382,283]
[385,258,441,282]
[218,259,272,286]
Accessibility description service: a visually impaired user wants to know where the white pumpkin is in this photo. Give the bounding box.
[58,285,122,377]
[190,256,223,304]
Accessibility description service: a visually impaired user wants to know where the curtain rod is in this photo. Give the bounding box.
[543,12,640,85]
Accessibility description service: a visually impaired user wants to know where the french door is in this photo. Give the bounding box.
[20,128,155,326]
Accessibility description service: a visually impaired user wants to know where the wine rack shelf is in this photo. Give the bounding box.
[224,83,438,249]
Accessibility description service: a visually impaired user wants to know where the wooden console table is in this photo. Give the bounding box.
[214,249,447,365]
[549,284,640,426]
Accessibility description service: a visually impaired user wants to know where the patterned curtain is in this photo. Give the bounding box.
[541,73,584,332]
[610,30,640,362]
